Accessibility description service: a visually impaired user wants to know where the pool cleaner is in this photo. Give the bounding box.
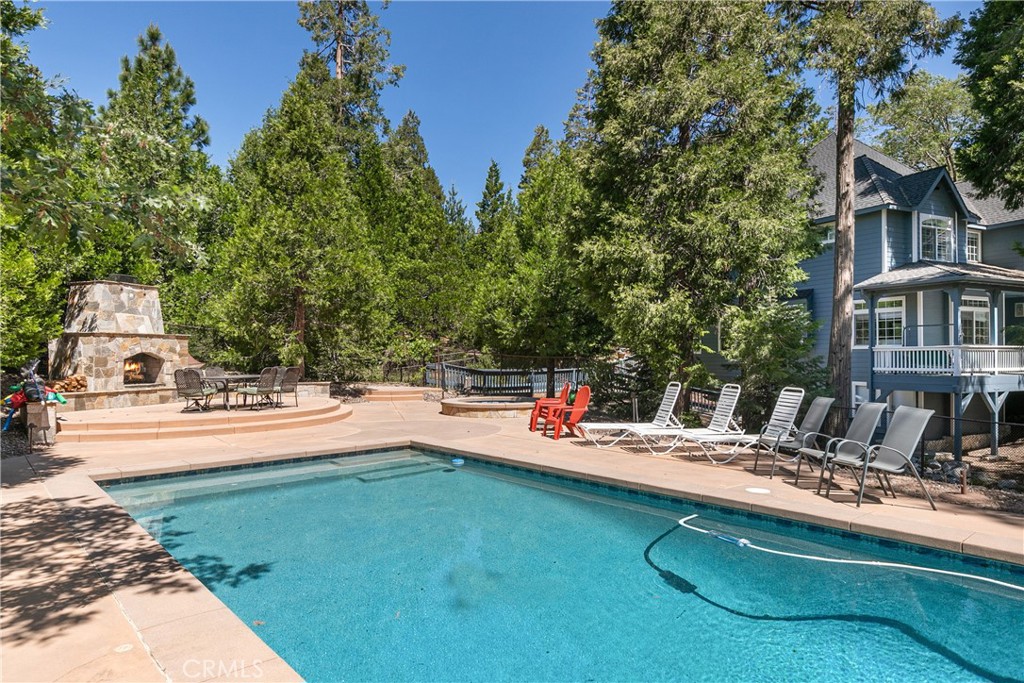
[677,514,1024,593]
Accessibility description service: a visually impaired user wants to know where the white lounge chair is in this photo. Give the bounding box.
[638,386,804,464]
[577,382,682,448]
[752,395,835,479]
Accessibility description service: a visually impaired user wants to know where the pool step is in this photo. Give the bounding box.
[362,385,426,402]
[56,399,351,442]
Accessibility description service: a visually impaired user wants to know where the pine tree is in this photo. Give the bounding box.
[956,1,1024,210]
[475,160,511,234]
[784,1,959,412]
[520,125,554,189]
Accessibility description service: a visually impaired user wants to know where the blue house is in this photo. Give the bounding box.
[801,134,1024,455]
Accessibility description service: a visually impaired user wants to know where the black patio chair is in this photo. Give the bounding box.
[174,368,216,412]
[234,367,278,410]
[276,366,301,407]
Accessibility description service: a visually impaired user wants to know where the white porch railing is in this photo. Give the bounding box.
[873,345,1024,375]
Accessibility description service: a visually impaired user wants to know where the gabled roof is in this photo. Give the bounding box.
[855,260,1024,293]
[809,132,916,220]
[955,180,1024,228]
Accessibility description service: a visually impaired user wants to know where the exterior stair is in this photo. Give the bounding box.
[57,397,350,442]
[361,385,426,402]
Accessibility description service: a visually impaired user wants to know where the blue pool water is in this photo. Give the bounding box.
[107,449,1024,682]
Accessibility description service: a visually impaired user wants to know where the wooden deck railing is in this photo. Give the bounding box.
[873,345,1024,375]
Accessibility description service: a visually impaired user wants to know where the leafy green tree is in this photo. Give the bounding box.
[216,59,388,377]
[785,1,959,410]
[573,1,820,382]
[722,300,827,429]
[473,139,606,358]
[866,71,978,180]
[956,1,1024,210]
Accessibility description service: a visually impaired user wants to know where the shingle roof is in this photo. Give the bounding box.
[855,260,1024,292]
[809,133,916,220]
[954,180,1024,228]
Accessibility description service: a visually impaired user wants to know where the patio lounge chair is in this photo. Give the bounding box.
[821,405,936,509]
[529,383,571,432]
[577,381,683,448]
[636,386,804,464]
[234,367,278,410]
[794,401,887,492]
[752,396,835,479]
[540,385,591,440]
[174,368,217,412]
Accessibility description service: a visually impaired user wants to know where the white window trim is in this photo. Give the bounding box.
[920,213,955,262]
[960,296,991,345]
[853,300,869,349]
[852,381,869,409]
[875,296,906,347]
[966,229,982,262]
[881,208,889,273]
[821,222,835,246]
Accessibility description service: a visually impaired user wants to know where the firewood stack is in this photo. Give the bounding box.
[51,374,88,393]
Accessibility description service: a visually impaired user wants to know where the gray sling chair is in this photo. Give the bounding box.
[795,401,887,493]
[174,368,217,412]
[823,405,937,510]
[752,396,836,479]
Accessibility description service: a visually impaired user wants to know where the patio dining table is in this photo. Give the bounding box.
[202,374,261,410]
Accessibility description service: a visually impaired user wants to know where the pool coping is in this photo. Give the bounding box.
[33,436,1024,683]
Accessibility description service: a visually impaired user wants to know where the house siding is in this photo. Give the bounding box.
[981,226,1024,270]
[887,210,913,269]
[921,290,949,345]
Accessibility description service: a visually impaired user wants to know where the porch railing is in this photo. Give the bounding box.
[873,345,1024,375]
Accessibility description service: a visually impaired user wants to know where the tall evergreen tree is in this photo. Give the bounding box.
[475,160,511,234]
[217,59,387,377]
[297,0,404,153]
[784,1,958,410]
[956,1,1024,210]
[520,125,554,189]
[384,110,443,202]
[573,1,820,380]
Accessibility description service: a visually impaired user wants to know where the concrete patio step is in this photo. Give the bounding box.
[56,399,351,442]
[362,385,426,402]
[59,399,340,432]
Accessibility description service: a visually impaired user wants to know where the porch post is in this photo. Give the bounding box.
[867,292,876,403]
[953,390,964,462]
[950,288,963,375]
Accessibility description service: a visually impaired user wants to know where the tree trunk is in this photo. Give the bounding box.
[828,73,856,429]
[335,1,345,79]
[294,286,306,379]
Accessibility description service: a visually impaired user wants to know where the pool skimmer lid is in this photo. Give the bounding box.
[744,487,771,495]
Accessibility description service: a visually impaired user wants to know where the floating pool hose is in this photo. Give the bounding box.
[677,514,1024,593]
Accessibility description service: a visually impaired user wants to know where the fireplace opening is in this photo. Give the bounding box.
[123,353,164,386]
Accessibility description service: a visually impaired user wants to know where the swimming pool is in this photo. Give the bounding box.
[106,449,1024,682]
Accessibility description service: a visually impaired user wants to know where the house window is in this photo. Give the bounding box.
[920,214,954,262]
[853,300,869,347]
[961,296,990,345]
[876,297,905,346]
[852,382,870,409]
[966,230,982,262]
[821,222,835,246]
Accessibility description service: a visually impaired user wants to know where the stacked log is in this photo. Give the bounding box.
[51,375,88,393]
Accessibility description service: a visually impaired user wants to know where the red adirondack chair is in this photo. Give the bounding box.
[529,382,571,431]
[540,385,591,440]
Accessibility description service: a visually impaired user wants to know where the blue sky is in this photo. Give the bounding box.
[27,1,977,214]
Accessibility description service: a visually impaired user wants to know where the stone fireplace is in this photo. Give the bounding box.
[48,280,199,393]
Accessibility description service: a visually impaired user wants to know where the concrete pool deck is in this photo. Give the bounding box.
[2,398,1022,682]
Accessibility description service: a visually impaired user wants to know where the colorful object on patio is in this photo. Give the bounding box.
[529,382,570,431]
[539,385,591,440]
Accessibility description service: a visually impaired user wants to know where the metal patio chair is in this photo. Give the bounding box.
[174,368,217,412]
[576,381,683,448]
[823,405,937,510]
[753,396,835,479]
[234,367,278,410]
[795,401,887,492]
[276,366,301,407]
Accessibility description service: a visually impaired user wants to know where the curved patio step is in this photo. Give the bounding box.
[57,399,350,442]
[362,385,427,402]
